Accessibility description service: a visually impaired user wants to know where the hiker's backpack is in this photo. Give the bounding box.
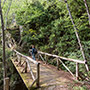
[34,48,37,54]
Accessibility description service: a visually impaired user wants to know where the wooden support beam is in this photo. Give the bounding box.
[76,63,79,80]
[12,51,16,57]
[19,56,21,65]
[21,65,26,73]
[39,54,45,62]
[65,0,89,72]
[4,77,9,90]
[17,55,20,63]
[37,53,40,60]
[21,67,25,73]
[36,63,40,88]
[59,59,75,77]
[39,54,46,63]
[13,57,17,62]
[14,50,38,65]
[16,62,19,67]
[21,61,25,66]
[25,62,27,73]
[26,60,35,80]
[45,54,47,64]
[16,55,21,66]
[38,51,85,64]
[30,79,37,88]
[57,59,60,70]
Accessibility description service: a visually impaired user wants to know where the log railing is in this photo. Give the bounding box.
[38,51,85,80]
[13,50,40,88]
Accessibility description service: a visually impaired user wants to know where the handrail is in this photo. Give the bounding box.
[13,49,40,88]
[14,49,38,65]
[38,51,87,80]
[6,30,40,88]
[38,51,85,64]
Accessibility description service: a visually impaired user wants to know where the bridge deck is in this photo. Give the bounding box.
[11,57,74,90]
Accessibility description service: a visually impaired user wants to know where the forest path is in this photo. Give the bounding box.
[11,56,75,90]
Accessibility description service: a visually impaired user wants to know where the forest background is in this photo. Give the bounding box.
[0,0,90,90]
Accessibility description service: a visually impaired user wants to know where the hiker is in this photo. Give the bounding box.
[31,45,37,60]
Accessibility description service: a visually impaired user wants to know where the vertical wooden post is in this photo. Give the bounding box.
[4,77,9,90]
[15,53,18,62]
[76,63,79,80]
[57,59,59,70]
[19,56,21,65]
[14,52,16,57]
[36,63,40,88]
[45,54,47,64]
[25,61,27,73]
[38,53,40,60]
[17,55,20,63]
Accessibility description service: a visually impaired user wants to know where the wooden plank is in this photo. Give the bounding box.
[38,51,85,64]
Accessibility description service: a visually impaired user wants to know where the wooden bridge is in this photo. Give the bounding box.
[6,31,88,90]
[9,49,86,90]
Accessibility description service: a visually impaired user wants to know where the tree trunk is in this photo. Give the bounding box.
[5,0,12,30]
[83,0,90,25]
[0,0,7,90]
[0,0,6,78]
[64,0,89,71]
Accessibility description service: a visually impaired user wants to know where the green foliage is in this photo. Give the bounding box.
[73,85,88,90]
[13,0,90,75]
[1,0,90,87]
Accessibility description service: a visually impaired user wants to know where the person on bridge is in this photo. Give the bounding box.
[31,45,37,60]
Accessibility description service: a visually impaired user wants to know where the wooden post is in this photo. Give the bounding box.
[57,59,59,70]
[15,53,18,62]
[19,56,21,65]
[45,54,47,64]
[38,53,40,60]
[65,0,89,72]
[17,55,19,63]
[76,63,79,80]
[4,77,9,90]
[36,63,40,88]
[25,62,27,73]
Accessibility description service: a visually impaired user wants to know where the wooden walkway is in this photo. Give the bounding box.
[11,56,74,90]
[6,29,89,90]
